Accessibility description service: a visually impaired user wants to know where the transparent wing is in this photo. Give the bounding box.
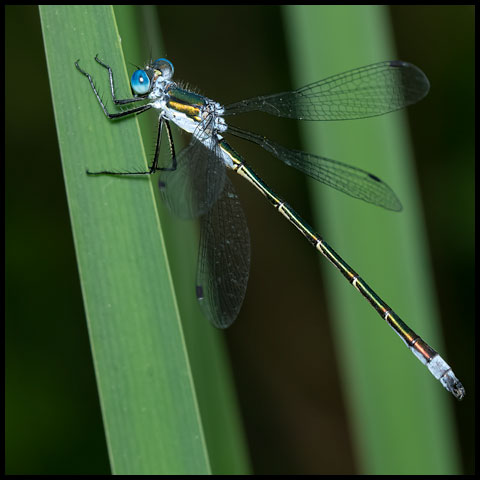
[224,61,429,121]
[196,176,250,329]
[158,135,226,219]
[228,125,402,211]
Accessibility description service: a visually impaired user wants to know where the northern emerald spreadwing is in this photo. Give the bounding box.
[75,55,464,399]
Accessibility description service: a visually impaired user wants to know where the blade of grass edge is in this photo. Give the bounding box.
[114,5,251,474]
[39,5,211,474]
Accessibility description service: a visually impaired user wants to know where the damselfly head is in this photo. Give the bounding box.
[130,58,174,96]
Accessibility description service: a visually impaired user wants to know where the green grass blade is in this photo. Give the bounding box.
[283,5,462,474]
[38,5,249,474]
[115,5,250,474]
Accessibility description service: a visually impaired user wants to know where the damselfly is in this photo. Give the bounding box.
[75,55,464,399]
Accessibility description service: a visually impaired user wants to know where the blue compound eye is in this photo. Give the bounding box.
[153,58,174,80]
[131,69,150,95]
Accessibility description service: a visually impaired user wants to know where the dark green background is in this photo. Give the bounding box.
[5,5,474,474]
